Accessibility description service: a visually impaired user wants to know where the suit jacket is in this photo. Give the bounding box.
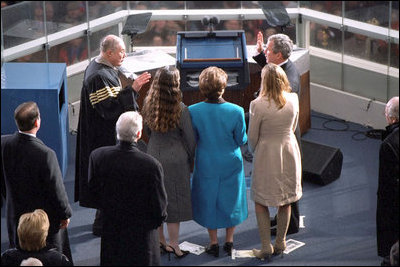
[253,51,300,95]
[1,247,72,266]
[377,122,399,257]
[1,132,72,260]
[88,141,167,266]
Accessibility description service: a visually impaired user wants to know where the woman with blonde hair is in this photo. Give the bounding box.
[248,63,302,260]
[1,209,72,265]
[141,65,196,259]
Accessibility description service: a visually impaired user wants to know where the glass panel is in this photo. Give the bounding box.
[220,20,243,30]
[310,23,342,52]
[241,1,262,9]
[391,3,399,30]
[389,41,399,68]
[88,1,128,20]
[243,20,263,45]
[48,36,88,65]
[56,1,87,26]
[186,1,240,9]
[343,65,387,101]
[11,51,46,63]
[129,1,184,10]
[300,1,342,16]
[133,20,184,46]
[310,57,342,90]
[344,32,388,65]
[345,1,389,27]
[2,2,45,49]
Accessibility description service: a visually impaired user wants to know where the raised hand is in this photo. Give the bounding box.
[132,72,151,92]
[257,31,264,54]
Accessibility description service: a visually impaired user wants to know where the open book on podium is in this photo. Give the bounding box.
[118,49,176,86]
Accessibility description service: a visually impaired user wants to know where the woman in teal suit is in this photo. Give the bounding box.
[189,66,248,257]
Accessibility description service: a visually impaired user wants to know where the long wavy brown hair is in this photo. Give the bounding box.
[141,66,182,133]
[259,63,292,110]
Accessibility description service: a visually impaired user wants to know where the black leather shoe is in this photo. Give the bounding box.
[223,242,233,256]
[205,244,219,257]
[243,151,253,162]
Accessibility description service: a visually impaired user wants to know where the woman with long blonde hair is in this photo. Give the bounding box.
[141,65,196,259]
[248,63,302,260]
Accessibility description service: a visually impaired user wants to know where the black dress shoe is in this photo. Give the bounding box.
[243,151,253,162]
[223,242,233,256]
[205,244,219,257]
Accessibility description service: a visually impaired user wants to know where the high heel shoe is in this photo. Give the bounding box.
[205,243,219,257]
[166,245,189,261]
[252,249,273,261]
[223,242,233,256]
[272,247,285,258]
[160,242,168,255]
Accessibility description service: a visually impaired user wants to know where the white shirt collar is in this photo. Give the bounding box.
[278,59,289,66]
[18,130,36,138]
[95,56,117,70]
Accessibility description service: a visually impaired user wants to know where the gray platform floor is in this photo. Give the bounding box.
[2,111,384,266]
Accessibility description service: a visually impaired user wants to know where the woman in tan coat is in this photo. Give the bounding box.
[248,63,302,260]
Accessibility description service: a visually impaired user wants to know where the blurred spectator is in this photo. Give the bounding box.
[130,1,149,10]
[265,27,278,39]
[98,1,125,17]
[30,2,57,34]
[222,1,240,9]
[245,30,256,45]
[163,30,178,46]
[151,33,163,46]
[223,20,241,30]
[63,1,85,25]
[58,37,88,66]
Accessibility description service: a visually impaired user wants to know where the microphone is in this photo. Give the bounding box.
[209,16,220,26]
[202,16,210,26]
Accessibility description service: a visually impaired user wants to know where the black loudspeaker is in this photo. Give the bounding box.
[301,139,343,185]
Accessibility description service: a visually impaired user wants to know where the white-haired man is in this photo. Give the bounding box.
[88,111,167,266]
[376,96,399,266]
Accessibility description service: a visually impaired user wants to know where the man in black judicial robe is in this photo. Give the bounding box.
[88,111,167,266]
[74,34,151,235]
[252,32,302,235]
[1,102,73,263]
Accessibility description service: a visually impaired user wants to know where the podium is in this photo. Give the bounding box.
[176,30,250,91]
[1,63,69,178]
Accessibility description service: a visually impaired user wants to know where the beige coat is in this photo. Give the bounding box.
[248,92,302,207]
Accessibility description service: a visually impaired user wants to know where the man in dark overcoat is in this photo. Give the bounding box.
[88,111,168,266]
[74,34,151,236]
[376,96,399,265]
[1,101,73,263]
[252,32,302,235]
